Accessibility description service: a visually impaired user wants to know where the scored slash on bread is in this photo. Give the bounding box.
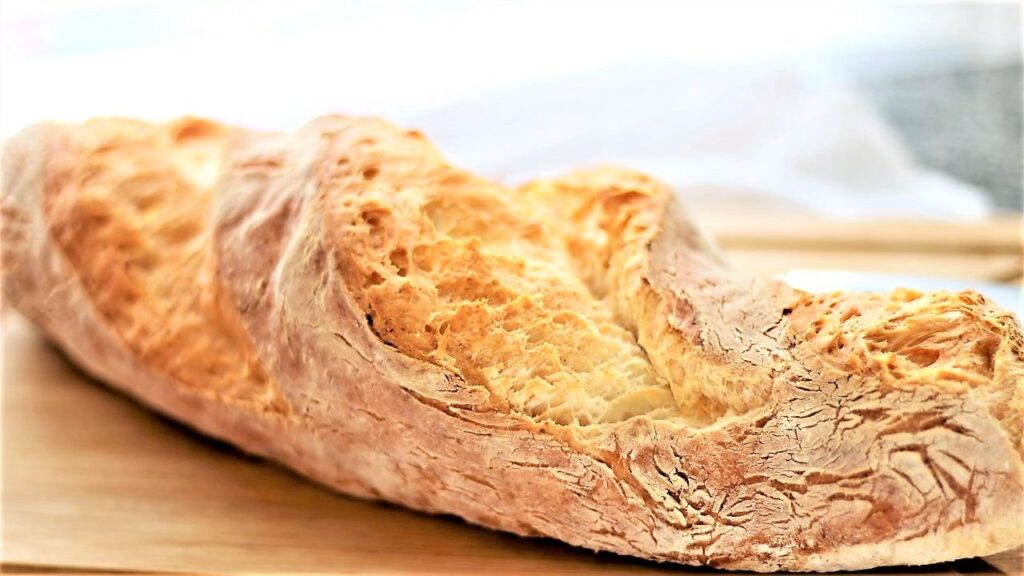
[2,116,1022,572]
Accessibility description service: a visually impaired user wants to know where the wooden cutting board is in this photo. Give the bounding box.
[2,215,1022,575]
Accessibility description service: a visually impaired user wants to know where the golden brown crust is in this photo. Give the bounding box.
[519,169,794,424]
[3,115,1023,572]
[17,118,285,411]
[318,120,677,425]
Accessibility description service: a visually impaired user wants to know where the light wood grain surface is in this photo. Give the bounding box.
[704,212,1024,282]
[2,216,1022,575]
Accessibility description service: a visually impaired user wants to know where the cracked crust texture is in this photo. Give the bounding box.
[3,116,1023,572]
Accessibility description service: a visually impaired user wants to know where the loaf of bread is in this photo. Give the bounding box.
[3,116,1022,572]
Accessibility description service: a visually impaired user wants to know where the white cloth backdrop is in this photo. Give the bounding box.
[407,62,993,218]
[3,1,1012,218]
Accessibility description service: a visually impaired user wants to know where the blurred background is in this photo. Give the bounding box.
[1,1,1021,219]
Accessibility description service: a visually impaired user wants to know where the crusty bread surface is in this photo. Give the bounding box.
[2,116,1022,572]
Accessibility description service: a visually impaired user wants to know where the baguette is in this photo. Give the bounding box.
[2,115,1022,572]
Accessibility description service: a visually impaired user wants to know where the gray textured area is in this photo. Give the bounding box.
[860,64,1023,211]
